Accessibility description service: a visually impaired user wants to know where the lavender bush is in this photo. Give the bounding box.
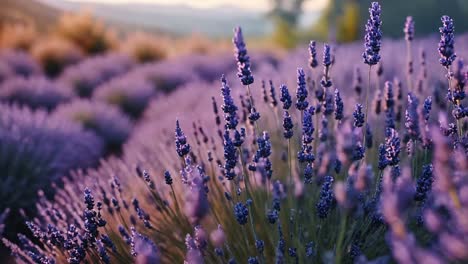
[0,77,73,111]
[3,2,468,264]
[53,100,133,153]
[0,50,41,77]
[58,54,134,97]
[93,75,156,119]
[125,60,199,93]
[0,103,103,236]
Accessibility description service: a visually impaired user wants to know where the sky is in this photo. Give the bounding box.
[64,0,329,12]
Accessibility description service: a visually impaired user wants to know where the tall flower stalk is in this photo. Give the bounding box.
[438,15,463,138]
[362,2,382,150]
[404,16,414,91]
[233,26,258,135]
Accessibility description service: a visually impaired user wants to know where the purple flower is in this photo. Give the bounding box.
[164,170,173,185]
[233,27,254,86]
[280,84,292,110]
[316,175,335,218]
[223,129,238,180]
[438,16,456,67]
[282,111,294,139]
[353,104,365,128]
[220,75,239,130]
[233,202,249,225]
[302,106,315,145]
[362,2,382,66]
[175,120,191,157]
[423,96,432,122]
[384,128,401,166]
[320,44,333,88]
[269,80,278,107]
[334,88,344,121]
[322,44,332,68]
[404,16,415,41]
[414,164,433,202]
[383,81,395,112]
[405,93,420,140]
[296,68,309,110]
[308,41,318,68]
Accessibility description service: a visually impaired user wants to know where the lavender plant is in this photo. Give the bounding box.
[59,54,134,97]
[53,100,133,153]
[0,76,73,110]
[3,3,468,264]
[0,50,41,77]
[94,75,156,118]
[0,103,103,236]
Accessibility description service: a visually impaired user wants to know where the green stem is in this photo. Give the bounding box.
[288,139,293,190]
[407,41,413,92]
[362,66,372,158]
[335,213,348,264]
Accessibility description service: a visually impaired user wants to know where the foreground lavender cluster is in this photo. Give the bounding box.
[3,2,468,264]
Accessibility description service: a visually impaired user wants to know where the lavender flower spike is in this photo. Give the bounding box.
[334,88,344,121]
[220,75,239,130]
[234,202,249,225]
[175,120,191,157]
[308,41,318,69]
[296,68,309,110]
[405,93,420,141]
[316,175,335,218]
[283,111,294,139]
[362,2,382,66]
[404,16,414,41]
[438,16,456,68]
[320,44,333,88]
[233,27,254,86]
[280,84,292,110]
[353,104,365,128]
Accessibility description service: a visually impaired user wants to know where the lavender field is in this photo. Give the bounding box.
[0,1,467,263]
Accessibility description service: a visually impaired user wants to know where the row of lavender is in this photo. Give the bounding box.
[0,47,270,240]
[1,2,467,263]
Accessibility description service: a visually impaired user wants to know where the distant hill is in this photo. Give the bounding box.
[39,0,276,38]
[0,0,59,30]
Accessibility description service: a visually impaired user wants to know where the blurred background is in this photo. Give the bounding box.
[1,0,468,53]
